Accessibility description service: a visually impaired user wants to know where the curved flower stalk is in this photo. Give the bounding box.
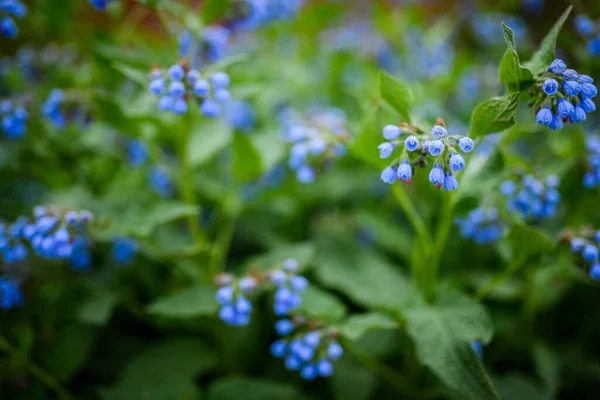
[281,107,349,184]
[378,118,474,191]
[148,62,231,117]
[529,59,596,130]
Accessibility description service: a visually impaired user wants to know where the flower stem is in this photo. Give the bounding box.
[475,255,525,300]
[426,192,455,301]
[0,335,75,400]
[208,193,240,278]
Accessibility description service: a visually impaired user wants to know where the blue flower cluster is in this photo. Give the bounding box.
[281,107,348,184]
[569,233,600,281]
[378,121,474,191]
[215,274,257,326]
[270,258,307,315]
[455,207,504,245]
[89,0,116,11]
[271,319,343,380]
[0,98,27,139]
[583,135,600,188]
[574,15,600,56]
[0,278,22,310]
[0,207,94,270]
[225,100,256,132]
[0,0,26,38]
[532,59,596,130]
[231,0,304,31]
[42,89,67,130]
[112,238,138,265]
[500,175,560,219]
[148,64,231,117]
[179,27,231,66]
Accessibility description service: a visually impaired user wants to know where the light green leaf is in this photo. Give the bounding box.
[494,375,550,400]
[498,26,534,92]
[209,378,301,400]
[78,289,118,326]
[525,6,573,75]
[112,62,147,87]
[126,201,199,237]
[245,242,315,272]
[232,131,262,182]
[379,72,412,122]
[298,286,347,323]
[147,285,218,318]
[187,119,231,167]
[403,286,498,400]
[470,92,520,138]
[349,105,387,169]
[100,339,215,400]
[314,237,414,311]
[508,221,554,261]
[338,313,398,341]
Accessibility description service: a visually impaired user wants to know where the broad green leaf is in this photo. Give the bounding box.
[498,24,534,92]
[147,285,218,318]
[402,286,498,400]
[232,131,262,182]
[209,378,301,400]
[78,289,118,326]
[187,119,231,167]
[43,324,97,383]
[525,6,573,75]
[349,106,387,169]
[114,201,199,237]
[507,221,554,261]
[470,92,520,138]
[338,313,398,341]
[298,286,347,323]
[332,357,377,400]
[353,210,412,260]
[112,62,147,87]
[314,237,414,310]
[100,339,215,400]
[494,375,550,400]
[245,242,315,272]
[527,260,573,313]
[533,343,560,396]
[379,72,411,122]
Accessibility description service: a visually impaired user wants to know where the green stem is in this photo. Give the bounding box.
[426,192,455,301]
[0,335,75,400]
[208,194,240,278]
[341,338,438,399]
[392,184,433,295]
[475,255,525,300]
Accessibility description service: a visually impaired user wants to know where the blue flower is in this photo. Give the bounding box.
[168,65,185,81]
[428,164,444,186]
[431,125,447,139]
[173,98,188,115]
[0,278,22,309]
[455,207,503,245]
[583,245,598,262]
[581,83,597,98]
[148,166,173,197]
[549,114,563,131]
[271,340,287,358]
[574,15,595,36]
[382,124,402,140]
[458,137,474,153]
[572,106,586,123]
[296,165,315,184]
[149,79,165,95]
[210,72,230,89]
[543,78,558,95]
[113,238,138,264]
[590,263,600,281]
[396,161,412,182]
[405,135,419,151]
[225,101,256,132]
[380,166,396,184]
[571,238,585,252]
[378,142,395,159]
[581,98,596,113]
[201,98,220,118]
[194,80,210,97]
[428,140,444,156]
[579,75,594,84]
[275,319,294,335]
[563,80,581,96]
[214,89,231,104]
[169,81,185,97]
[444,173,458,191]
[557,99,574,118]
[449,153,465,172]
[471,341,483,359]
[327,342,343,360]
[563,69,579,81]
[536,107,552,125]
[549,59,566,73]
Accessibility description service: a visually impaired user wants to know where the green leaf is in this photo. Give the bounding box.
[232,131,262,182]
[100,339,216,400]
[349,105,387,169]
[114,201,199,237]
[532,343,560,396]
[470,92,520,138]
[43,324,97,383]
[78,289,118,326]
[314,237,414,310]
[187,119,231,167]
[209,378,301,400]
[402,286,498,400]
[494,375,550,400]
[498,24,534,92]
[338,313,398,341]
[507,221,554,261]
[379,72,412,122]
[331,358,377,400]
[147,285,218,318]
[112,62,148,87]
[245,242,315,272]
[298,286,347,323]
[525,6,573,75]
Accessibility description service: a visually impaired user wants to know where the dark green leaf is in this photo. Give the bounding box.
[525,6,573,74]
[112,62,148,87]
[470,92,520,138]
[331,357,377,400]
[494,375,550,400]
[147,285,218,318]
[187,119,231,167]
[100,339,216,400]
[499,50,534,92]
[338,313,398,341]
[298,286,347,323]
[232,131,263,182]
[508,221,554,261]
[209,378,301,400]
[402,286,498,400]
[43,324,98,383]
[379,72,412,122]
[78,289,118,326]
